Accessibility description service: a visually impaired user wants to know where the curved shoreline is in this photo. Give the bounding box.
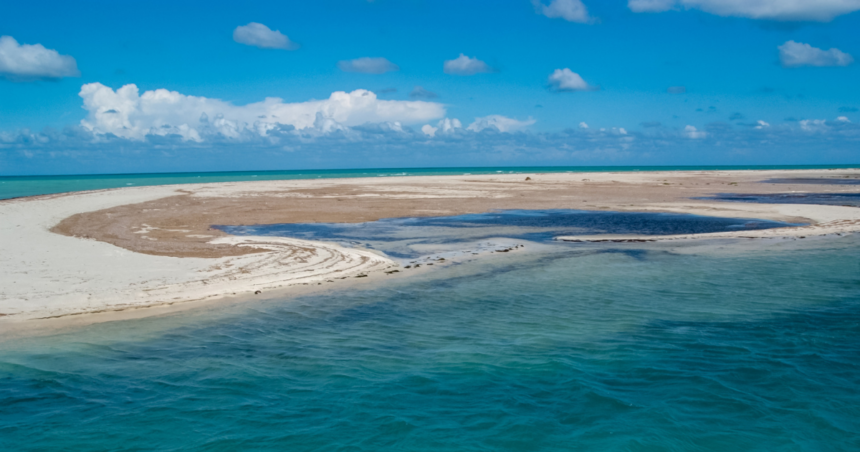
[1,169,859,324]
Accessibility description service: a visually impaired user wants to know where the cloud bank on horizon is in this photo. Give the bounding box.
[1,0,859,173]
[78,84,448,141]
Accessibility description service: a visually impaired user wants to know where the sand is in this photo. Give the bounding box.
[2,168,859,323]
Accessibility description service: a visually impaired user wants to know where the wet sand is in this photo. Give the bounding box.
[2,168,859,324]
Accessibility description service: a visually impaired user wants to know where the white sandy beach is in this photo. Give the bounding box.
[0,186,395,321]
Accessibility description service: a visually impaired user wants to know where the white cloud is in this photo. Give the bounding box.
[547,68,595,92]
[467,115,536,133]
[684,125,706,139]
[579,122,589,129]
[233,23,298,50]
[421,118,467,136]
[755,120,770,129]
[443,54,494,75]
[338,57,399,74]
[78,83,445,141]
[438,118,463,133]
[779,41,853,67]
[628,0,860,21]
[837,116,851,122]
[0,36,79,81]
[800,119,828,132]
[532,0,594,23]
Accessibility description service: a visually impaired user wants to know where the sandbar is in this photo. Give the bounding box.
[2,168,859,324]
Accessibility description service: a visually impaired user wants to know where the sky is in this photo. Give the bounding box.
[1,0,859,175]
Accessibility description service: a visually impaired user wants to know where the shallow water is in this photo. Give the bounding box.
[216,210,792,258]
[698,192,860,207]
[2,235,859,451]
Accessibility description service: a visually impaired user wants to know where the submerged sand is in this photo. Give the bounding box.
[2,169,859,323]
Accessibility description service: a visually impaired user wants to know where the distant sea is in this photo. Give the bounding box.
[1,164,857,200]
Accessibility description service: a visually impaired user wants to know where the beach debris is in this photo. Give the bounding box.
[254,290,261,294]
[404,265,412,269]
[385,270,400,274]
[355,274,368,278]
[525,177,532,181]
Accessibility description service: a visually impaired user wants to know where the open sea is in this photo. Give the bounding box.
[1,166,860,451]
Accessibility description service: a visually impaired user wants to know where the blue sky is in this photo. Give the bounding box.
[1,0,859,174]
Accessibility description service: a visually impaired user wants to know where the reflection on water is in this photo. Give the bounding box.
[2,236,860,450]
[215,210,791,258]
[699,192,860,207]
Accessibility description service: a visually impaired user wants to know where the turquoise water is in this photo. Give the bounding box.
[2,235,859,451]
[1,164,857,200]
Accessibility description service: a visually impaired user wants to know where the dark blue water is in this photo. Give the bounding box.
[699,193,860,207]
[2,236,859,451]
[2,164,857,200]
[215,210,792,258]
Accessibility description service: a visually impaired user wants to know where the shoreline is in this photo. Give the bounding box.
[2,168,860,327]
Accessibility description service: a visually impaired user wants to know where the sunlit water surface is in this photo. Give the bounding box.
[2,233,859,451]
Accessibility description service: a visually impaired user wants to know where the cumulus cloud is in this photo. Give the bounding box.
[443,54,494,75]
[800,119,829,132]
[338,57,399,74]
[547,68,596,92]
[755,120,770,129]
[684,125,706,139]
[532,0,594,23]
[409,86,438,99]
[420,118,466,137]
[233,23,299,50]
[421,116,534,135]
[78,83,445,141]
[467,115,536,133]
[779,41,854,67]
[837,116,851,122]
[421,124,438,137]
[628,0,860,21]
[579,122,589,129]
[0,36,79,81]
